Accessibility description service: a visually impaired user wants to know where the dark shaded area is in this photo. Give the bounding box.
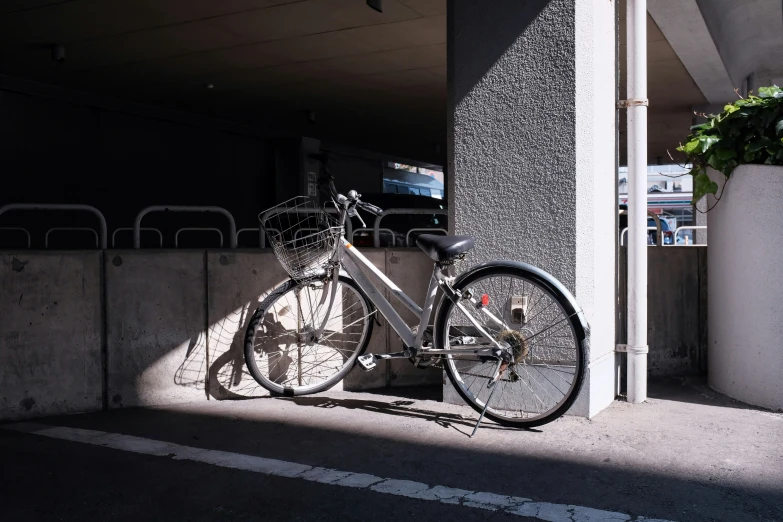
[448,0,550,107]
[0,429,535,522]
[8,390,781,522]
[0,88,275,247]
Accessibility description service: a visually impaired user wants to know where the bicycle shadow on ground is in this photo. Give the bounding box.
[278,395,541,437]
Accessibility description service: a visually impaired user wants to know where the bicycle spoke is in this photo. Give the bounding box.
[444,270,582,424]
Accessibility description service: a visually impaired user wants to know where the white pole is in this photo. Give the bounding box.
[626,0,649,403]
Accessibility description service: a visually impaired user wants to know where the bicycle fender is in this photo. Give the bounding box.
[451,260,590,342]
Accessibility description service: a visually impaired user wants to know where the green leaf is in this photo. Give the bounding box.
[683,138,701,154]
[699,135,720,152]
[692,170,719,202]
[746,138,772,153]
[723,104,739,114]
[707,154,722,170]
[776,120,783,135]
[714,147,736,161]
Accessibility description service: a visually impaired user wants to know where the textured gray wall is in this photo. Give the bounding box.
[448,0,576,288]
[448,0,617,417]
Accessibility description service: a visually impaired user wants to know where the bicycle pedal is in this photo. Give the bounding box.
[357,354,377,372]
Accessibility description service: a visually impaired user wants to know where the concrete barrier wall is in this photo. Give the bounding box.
[618,247,708,377]
[205,251,289,399]
[1,248,442,419]
[0,252,103,420]
[105,251,207,408]
[1,247,708,420]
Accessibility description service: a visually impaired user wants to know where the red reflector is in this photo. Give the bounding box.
[481,294,489,306]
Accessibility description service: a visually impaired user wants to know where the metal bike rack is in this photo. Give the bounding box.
[133,206,236,249]
[0,204,107,249]
[0,227,31,248]
[258,207,351,248]
[175,227,224,248]
[620,211,664,247]
[647,211,663,247]
[237,227,263,247]
[406,228,447,247]
[45,227,99,248]
[620,227,659,246]
[349,227,394,244]
[373,208,448,248]
[112,227,163,248]
[673,225,707,246]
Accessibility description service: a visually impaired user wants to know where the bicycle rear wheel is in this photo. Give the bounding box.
[244,274,374,395]
[434,262,587,428]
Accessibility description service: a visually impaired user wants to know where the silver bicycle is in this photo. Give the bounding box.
[245,165,588,434]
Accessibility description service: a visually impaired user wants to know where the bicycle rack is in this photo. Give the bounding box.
[133,206,236,249]
[349,227,394,244]
[620,227,659,246]
[620,211,664,247]
[406,228,447,247]
[175,227,224,248]
[673,225,707,246]
[237,227,263,248]
[258,208,351,248]
[112,227,164,248]
[373,208,448,248]
[0,227,31,248]
[45,227,99,248]
[0,204,108,249]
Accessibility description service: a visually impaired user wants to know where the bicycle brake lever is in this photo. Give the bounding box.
[351,207,367,228]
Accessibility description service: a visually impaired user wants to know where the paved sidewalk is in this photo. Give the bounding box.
[1,378,781,521]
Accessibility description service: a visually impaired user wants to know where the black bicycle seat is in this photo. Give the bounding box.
[416,234,474,262]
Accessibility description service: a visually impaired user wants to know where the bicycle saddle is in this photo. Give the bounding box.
[415,234,474,262]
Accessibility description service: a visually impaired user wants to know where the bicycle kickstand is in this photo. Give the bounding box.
[470,358,504,438]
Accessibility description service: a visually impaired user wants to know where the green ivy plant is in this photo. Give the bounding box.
[677,85,783,202]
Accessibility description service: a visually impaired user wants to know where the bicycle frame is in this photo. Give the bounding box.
[337,237,509,361]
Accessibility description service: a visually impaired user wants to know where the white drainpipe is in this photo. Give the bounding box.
[626,0,649,403]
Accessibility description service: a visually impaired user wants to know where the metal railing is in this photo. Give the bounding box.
[0,227,31,248]
[112,227,163,248]
[175,227,224,248]
[620,211,665,247]
[620,227,659,246]
[673,226,707,246]
[134,206,236,249]
[0,204,107,248]
[45,227,99,248]
[406,228,447,247]
[237,227,263,248]
[373,208,448,248]
[349,227,394,244]
[258,207,351,248]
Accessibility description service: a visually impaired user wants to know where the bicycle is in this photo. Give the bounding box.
[244,159,589,435]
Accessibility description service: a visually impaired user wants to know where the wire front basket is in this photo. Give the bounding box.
[260,196,342,281]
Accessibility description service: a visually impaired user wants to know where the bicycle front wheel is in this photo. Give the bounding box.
[434,262,587,428]
[244,274,374,395]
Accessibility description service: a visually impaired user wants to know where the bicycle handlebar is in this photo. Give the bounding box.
[356,200,382,216]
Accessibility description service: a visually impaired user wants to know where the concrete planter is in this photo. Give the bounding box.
[707,165,783,411]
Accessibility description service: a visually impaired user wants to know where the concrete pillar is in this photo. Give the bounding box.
[447,0,616,417]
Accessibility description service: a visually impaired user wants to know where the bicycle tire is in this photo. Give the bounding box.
[244,274,375,396]
[434,261,588,428]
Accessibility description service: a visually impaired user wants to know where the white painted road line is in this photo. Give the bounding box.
[4,423,675,522]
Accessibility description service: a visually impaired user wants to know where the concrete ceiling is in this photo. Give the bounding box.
[0,0,704,165]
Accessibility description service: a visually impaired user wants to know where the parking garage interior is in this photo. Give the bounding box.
[0,0,703,250]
